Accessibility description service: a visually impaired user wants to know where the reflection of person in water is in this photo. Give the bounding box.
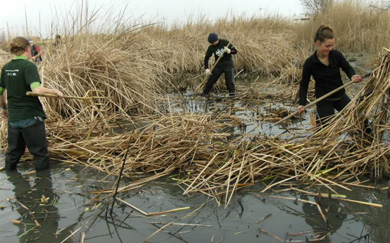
[301,195,347,240]
[6,169,61,242]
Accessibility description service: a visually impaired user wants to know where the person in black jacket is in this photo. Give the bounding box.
[203,33,237,96]
[298,25,362,124]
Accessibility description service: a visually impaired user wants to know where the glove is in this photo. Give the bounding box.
[205,69,211,75]
[224,46,231,54]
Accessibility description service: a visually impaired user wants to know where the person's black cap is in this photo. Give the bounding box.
[208,33,218,43]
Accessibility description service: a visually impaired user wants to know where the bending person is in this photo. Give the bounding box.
[298,25,361,125]
[203,32,237,97]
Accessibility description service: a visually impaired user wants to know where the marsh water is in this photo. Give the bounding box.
[1,81,390,242]
[1,159,389,243]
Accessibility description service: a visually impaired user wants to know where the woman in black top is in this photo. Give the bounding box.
[298,25,362,124]
[203,32,237,96]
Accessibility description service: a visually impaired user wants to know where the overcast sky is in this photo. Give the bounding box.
[0,0,304,38]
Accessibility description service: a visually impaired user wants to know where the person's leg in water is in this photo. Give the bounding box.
[203,67,223,96]
[22,120,50,171]
[334,94,351,112]
[224,66,235,96]
[316,99,337,127]
[5,125,26,171]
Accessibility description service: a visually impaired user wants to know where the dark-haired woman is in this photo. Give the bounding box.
[298,25,362,124]
[0,37,63,171]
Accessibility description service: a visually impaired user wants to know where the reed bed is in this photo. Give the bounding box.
[2,1,390,206]
[296,0,390,54]
[36,49,390,206]
[39,32,172,119]
[24,14,304,120]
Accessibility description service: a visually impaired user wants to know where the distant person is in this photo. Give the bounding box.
[297,25,362,125]
[0,36,63,171]
[203,32,237,97]
[28,38,43,63]
[54,34,62,47]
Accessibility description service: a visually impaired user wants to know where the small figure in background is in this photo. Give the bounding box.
[54,34,62,47]
[28,38,43,63]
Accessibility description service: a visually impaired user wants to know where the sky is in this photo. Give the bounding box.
[0,0,304,39]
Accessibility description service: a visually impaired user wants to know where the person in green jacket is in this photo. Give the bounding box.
[0,37,63,171]
[203,32,237,96]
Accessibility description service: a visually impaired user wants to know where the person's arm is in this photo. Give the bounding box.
[0,74,7,110]
[298,60,312,113]
[338,52,362,83]
[298,61,311,106]
[204,47,213,69]
[31,82,63,97]
[338,51,358,79]
[0,87,6,109]
[227,43,237,55]
[0,87,8,118]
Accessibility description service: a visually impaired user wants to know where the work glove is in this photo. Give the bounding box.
[224,46,231,54]
[205,69,212,75]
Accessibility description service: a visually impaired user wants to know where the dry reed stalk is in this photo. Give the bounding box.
[149,222,212,227]
[258,228,284,242]
[144,221,174,242]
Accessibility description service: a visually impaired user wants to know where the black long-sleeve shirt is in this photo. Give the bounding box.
[204,39,237,69]
[298,50,356,106]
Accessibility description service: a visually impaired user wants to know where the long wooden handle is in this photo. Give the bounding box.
[26,91,88,100]
[275,72,372,125]
[275,81,354,125]
[27,91,59,98]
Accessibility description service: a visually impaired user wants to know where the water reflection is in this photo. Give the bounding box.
[300,195,347,242]
[347,185,390,242]
[6,169,68,242]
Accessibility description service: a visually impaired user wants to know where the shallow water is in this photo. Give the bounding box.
[0,161,389,243]
[1,90,389,243]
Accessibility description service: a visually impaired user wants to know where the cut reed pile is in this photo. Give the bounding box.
[43,111,304,206]
[43,49,390,206]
